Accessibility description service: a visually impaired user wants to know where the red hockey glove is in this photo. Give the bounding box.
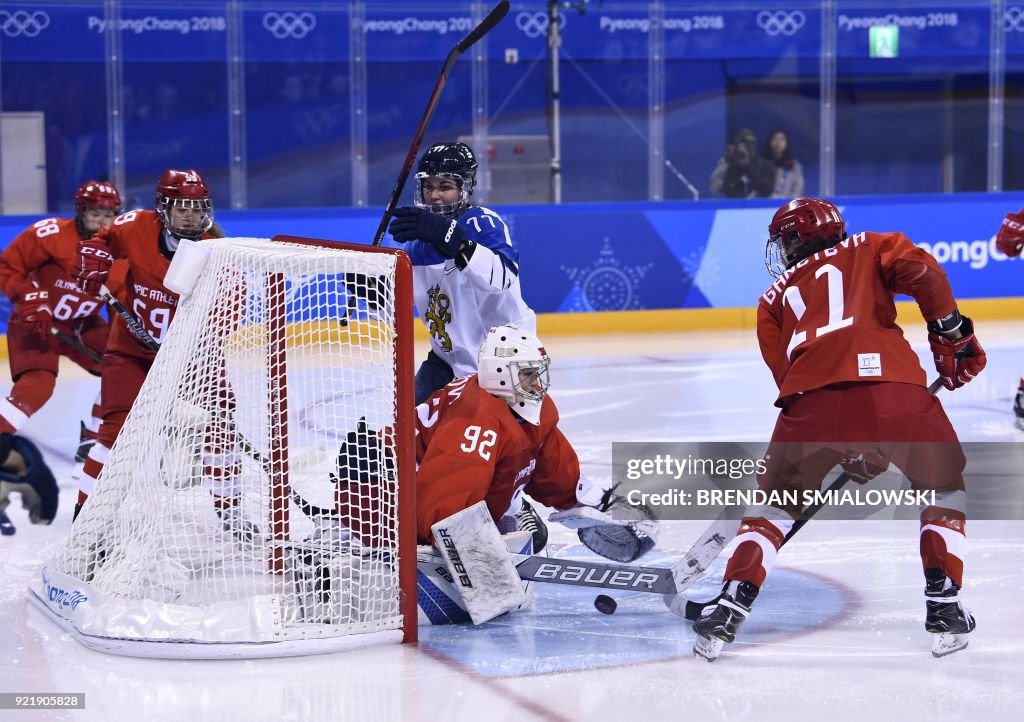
[839,447,891,484]
[928,315,986,390]
[13,284,53,339]
[74,237,114,296]
[996,210,1024,258]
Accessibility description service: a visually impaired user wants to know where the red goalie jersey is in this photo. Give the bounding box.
[414,375,580,544]
[758,231,956,406]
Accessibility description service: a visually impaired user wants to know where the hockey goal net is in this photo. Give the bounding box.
[31,236,416,658]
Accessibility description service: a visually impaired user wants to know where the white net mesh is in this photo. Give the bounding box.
[35,238,411,656]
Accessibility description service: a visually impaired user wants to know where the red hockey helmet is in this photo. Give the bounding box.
[155,168,214,240]
[75,180,122,214]
[766,197,846,277]
[74,180,121,236]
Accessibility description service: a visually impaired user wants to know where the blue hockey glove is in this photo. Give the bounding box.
[388,206,465,258]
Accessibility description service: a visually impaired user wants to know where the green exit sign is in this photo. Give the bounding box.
[869,25,899,58]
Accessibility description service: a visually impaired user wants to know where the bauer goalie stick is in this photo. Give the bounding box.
[50,327,102,364]
[680,377,944,621]
[371,0,509,247]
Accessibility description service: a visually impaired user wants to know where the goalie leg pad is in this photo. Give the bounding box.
[431,501,527,625]
[416,530,534,625]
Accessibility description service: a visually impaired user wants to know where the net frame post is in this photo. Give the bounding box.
[271,236,417,644]
[266,270,290,574]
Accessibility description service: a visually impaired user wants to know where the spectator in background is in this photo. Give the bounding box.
[764,128,805,199]
[709,128,775,199]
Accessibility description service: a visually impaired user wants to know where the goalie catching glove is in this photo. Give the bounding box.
[549,482,659,563]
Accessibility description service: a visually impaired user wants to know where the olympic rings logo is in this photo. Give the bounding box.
[1006,7,1024,32]
[262,11,316,40]
[515,11,565,39]
[756,10,806,37]
[0,10,50,38]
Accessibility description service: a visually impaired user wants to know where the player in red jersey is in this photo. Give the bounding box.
[993,208,1024,429]
[0,180,124,461]
[329,325,659,565]
[692,198,985,661]
[71,169,229,522]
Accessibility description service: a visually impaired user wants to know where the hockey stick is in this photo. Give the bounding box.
[96,283,286,486]
[514,513,738,594]
[50,327,102,364]
[680,378,944,620]
[514,512,743,595]
[98,284,160,352]
[371,0,509,247]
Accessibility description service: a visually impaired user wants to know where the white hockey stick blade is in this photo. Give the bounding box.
[931,632,970,658]
[669,516,743,591]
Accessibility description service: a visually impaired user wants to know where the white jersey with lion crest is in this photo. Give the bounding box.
[404,205,536,377]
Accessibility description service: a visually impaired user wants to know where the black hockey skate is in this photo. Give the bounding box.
[1014,380,1024,432]
[515,499,548,553]
[75,421,96,463]
[925,568,975,658]
[692,580,759,662]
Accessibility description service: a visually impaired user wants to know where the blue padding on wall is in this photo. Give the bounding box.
[2,192,1022,335]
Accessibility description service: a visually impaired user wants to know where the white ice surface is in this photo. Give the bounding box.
[2,322,1022,722]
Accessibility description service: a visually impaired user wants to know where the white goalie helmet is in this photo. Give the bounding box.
[477,325,551,425]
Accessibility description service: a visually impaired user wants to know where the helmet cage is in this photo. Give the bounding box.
[413,143,478,218]
[156,195,214,240]
[509,358,552,402]
[413,171,473,218]
[477,326,551,425]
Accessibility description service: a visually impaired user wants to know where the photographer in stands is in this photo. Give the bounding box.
[709,128,775,199]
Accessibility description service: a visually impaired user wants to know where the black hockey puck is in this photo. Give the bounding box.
[594,594,617,615]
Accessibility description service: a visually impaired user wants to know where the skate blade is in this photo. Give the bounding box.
[693,634,725,662]
[931,632,969,658]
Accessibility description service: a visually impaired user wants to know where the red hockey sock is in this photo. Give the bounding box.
[723,516,792,587]
[920,517,966,588]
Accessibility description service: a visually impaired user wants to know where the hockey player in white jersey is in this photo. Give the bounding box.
[388,142,537,405]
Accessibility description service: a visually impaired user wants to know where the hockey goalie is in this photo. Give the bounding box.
[324,324,660,625]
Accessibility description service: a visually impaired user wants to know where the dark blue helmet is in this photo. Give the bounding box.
[414,143,478,218]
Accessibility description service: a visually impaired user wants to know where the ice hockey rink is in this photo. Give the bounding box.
[2,321,1022,722]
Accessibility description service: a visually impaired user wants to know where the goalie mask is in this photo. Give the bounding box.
[414,142,478,218]
[155,168,214,240]
[765,197,846,278]
[478,325,551,426]
[74,180,121,237]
